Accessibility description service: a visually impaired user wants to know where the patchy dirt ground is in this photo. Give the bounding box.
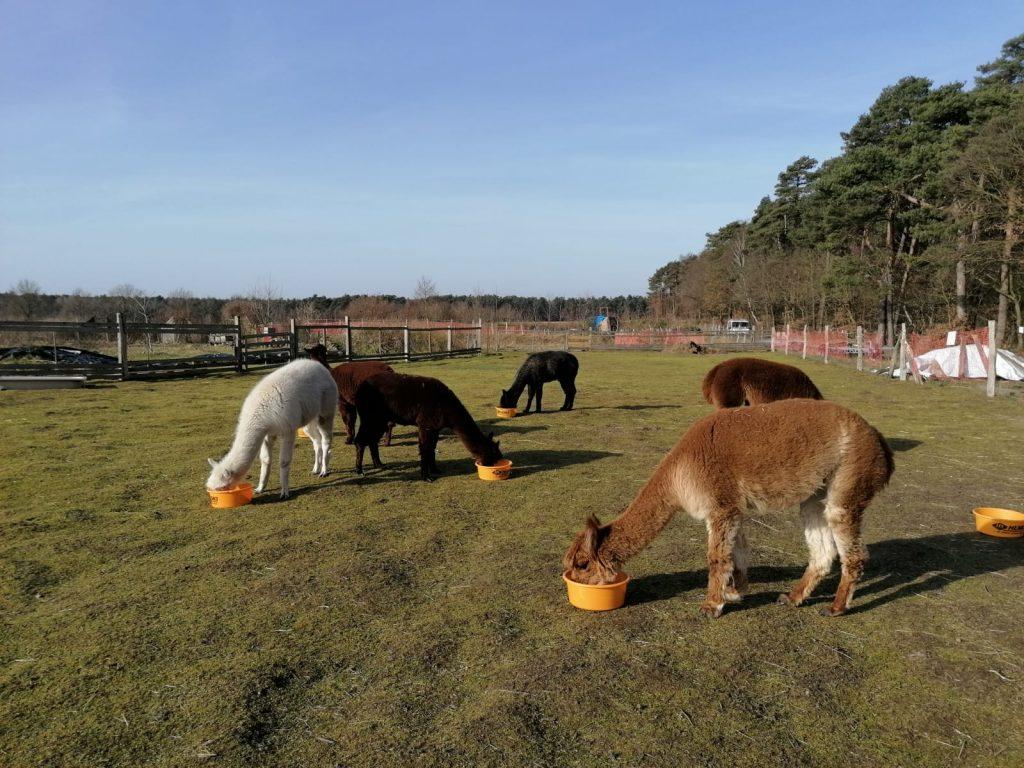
[2,351,1022,767]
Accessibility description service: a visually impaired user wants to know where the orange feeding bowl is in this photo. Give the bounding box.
[972,507,1024,538]
[495,406,517,419]
[296,427,310,439]
[475,458,513,481]
[207,482,254,509]
[563,571,630,611]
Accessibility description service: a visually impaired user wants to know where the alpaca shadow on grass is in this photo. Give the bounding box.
[510,448,619,477]
[560,404,684,413]
[884,437,923,452]
[629,565,804,609]
[627,531,1024,614]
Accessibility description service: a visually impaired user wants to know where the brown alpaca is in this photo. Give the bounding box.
[354,372,502,481]
[304,345,394,445]
[563,399,893,618]
[702,357,822,408]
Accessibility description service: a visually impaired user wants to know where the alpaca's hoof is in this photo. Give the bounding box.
[698,602,724,619]
[819,604,846,617]
[344,438,354,445]
[254,485,266,494]
[317,469,329,478]
[723,589,744,603]
[777,593,801,607]
[279,491,290,500]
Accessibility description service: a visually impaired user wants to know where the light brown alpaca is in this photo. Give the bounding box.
[563,399,893,618]
[702,357,822,408]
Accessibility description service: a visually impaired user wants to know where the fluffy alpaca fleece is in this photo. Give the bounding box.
[304,344,394,445]
[499,351,579,413]
[354,372,502,481]
[702,357,822,408]
[564,399,893,618]
[206,359,338,499]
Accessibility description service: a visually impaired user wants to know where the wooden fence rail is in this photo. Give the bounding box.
[0,316,484,382]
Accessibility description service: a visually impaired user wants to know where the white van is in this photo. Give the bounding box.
[726,318,751,334]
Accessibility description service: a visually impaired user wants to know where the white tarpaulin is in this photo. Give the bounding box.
[893,345,1024,380]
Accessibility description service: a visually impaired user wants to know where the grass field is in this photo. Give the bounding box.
[2,351,1023,767]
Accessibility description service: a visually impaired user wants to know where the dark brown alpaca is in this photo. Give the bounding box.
[304,345,394,445]
[354,372,502,481]
[702,357,822,408]
[564,399,893,618]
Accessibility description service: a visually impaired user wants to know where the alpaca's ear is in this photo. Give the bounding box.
[207,458,218,469]
[580,514,603,556]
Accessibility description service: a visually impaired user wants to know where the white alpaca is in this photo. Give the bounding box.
[206,359,339,499]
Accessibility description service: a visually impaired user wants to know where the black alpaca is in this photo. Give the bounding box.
[354,372,502,481]
[499,351,579,414]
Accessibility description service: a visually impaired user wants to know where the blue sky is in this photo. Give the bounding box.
[1,1,1021,299]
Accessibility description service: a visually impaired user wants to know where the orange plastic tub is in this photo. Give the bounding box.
[476,458,513,481]
[296,427,310,439]
[972,507,1024,538]
[563,571,630,611]
[495,406,517,419]
[207,482,253,509]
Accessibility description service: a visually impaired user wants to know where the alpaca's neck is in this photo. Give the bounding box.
[601,468,679,565]
[222,422,267,478]
[448,401,490,461]
[505,368,530,402]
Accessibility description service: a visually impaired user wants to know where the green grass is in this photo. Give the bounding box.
[2,351,1023,767]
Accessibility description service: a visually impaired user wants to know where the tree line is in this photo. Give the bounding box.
[0,280,649,329]
[649,34,1024,346]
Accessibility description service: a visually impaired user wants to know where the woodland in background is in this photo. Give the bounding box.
[649,34,1024,346]
[0,282,649,330]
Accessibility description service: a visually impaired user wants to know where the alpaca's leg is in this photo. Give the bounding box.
[307,422,323,475]
[384,422,394,446]
[255,436,273,493]
[426,430,441,474]
[277,436,295,499]
[778,492,836,607]
[354,441,366,475]
[822,507,866,617]
[341,403,357,445]
[317,412,333,477]
[725,528,749,602]
[417,427,435,481]
[524,385,535,413]
[560,377,576,410]
[534,382,543,412]
[701,509,741,618]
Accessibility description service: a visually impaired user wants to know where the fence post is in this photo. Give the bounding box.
[116,312,129,380]
[564,329,569,351]
[403,323,410,362]
[233,315,243,373]
[802,325,808,359]
[289,318,298,360]
[824,325,830,364]
[987,319,997,398]
[447,322,453,356]
[898,323,907,381]
[784,323,790,355]
[856,325,863,371]
[477,318,482,352]
[343,316,352,360]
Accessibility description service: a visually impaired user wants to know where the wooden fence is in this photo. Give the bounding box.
[0,316,483,381]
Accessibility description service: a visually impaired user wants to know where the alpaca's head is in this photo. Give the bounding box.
[479,432,502,466]
[563,514,619,584]
[304,344,330,368]
[498,389,517,408]
[206,457,242,490]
